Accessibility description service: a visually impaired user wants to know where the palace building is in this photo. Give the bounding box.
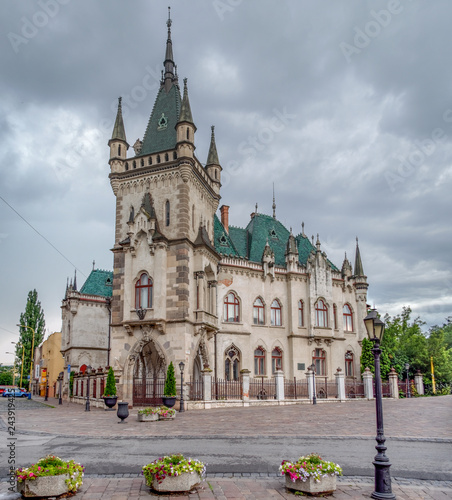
[60,11,369,405]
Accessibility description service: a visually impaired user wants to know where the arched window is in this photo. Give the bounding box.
[135,273,153,309]
[315,299,328,328]
[165,200,170,227]
[125,162,129,171]
[148,156,152,165]
[157,155,161,163]
[272,347,283,373]
[271,299,282,326]
[343,304,353,332]
[165,152,169,162]
[133,160,136,168]
[224,292,240,322]
[224,346,240,381]
[192,205,195,230]
[253,298,265,325]
[312,348,326,376]
[118,144,121,155]
[186,127,190,140]
[345,351,354,377]
[173,151,177,160]
[298,300,304,327]
[254,347,266,375]
[214,169,217,179]
[333,304,338,330]
[141,158,144,166]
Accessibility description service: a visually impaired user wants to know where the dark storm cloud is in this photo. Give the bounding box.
[0,0,451,362]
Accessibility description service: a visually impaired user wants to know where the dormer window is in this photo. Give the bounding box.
[270,228,277,239]
[219,233,228,246]
[158,113,168,130]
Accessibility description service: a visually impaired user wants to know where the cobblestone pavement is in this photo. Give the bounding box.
[1,396,451,499]
[1,395,451,440]
[1,475,452,499]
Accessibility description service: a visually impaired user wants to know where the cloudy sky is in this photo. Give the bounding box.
[1,0,451,365]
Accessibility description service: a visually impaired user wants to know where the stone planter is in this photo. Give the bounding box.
[285,474,337,495]
[102,396,118,410]
[158,413,176,420]
[138,412,159,422]
[17,474,70,497]
[150,472,201,492]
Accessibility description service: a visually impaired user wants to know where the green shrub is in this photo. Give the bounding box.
[103,367,117,397]
[163,362,176,397]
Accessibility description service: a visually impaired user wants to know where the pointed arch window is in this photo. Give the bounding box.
[272,347,283,373]
[271,299,282,326]
[333,304,338,330]
[224,292,240,322]
[345,351,354,377]
[254,347,266,376]
[135,273,153,309]
[165,152,169,162]
[253,298,265,325]
[312,348,326,376]
[315,299,328,328]
[148,156,152,165]
[118,144,121,155]
[141,158,144,166]
[224,346,240,381]
[343,304,353,332]
[165,200,170,227]
[186,127,190,140]
[298,300,304,327]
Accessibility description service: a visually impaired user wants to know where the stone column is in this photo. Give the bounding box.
[388,367,399,399]
[241,369,250,406]
[306,368,314,401]
[335,368,346,401]
[275,370,285,401]
[363,367,374,400]
[201,369,212,401]
[414,370,424,395]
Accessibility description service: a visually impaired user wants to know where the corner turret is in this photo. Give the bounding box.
[176,78,196,159]
[108,97,129,171]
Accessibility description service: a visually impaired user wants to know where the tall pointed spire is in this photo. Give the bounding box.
[111,97,127,142]
[354,237,365,276]
[163,6,177,92]
[272,183,276,219]
[73,270,77,291]
[179,78,194,124]
[206,126,220,165]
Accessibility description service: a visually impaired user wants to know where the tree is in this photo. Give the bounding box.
[103,367,117,397]
[427,325,452,383]
[164,362,177,397]
[360,337,392,379]
[0,365,13,385]
[17,289,45,389]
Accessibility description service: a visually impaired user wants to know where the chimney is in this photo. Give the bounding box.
[220,205,229,234]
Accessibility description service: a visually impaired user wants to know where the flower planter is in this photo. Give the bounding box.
[150,472,201,492]
[138,412,159,422]
[285,474,337,495]
[162,396,176,408]
[17,474,70,497]
[103,396,118,410]
[158,413,176,420]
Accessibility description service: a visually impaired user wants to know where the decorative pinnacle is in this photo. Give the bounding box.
[302,221,305,236]
[167,6,172,29]
[272,183,276,219]
[255,202,258,213]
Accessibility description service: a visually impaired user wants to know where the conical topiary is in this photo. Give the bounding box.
[103,367,117,397]
[164,362,177,397]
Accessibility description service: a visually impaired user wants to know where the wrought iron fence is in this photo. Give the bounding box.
[212,378,242,400]
[249,377,276,400]
[133,378,165,406]
[188,377,204,401]
[315,377,337,399]
[345,379,364,398]
[284,378,309,398]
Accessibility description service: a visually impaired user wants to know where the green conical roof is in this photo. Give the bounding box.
[111,97,127,143]
[206,126,220,166]
[179,78,194,124]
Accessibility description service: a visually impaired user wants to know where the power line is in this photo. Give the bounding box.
[0,195,86,277]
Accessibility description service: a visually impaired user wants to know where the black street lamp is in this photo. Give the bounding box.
[58,372,63,405]
[45,372,49,401]
[364,309,396,500]
[309,363,317,405]
[405,363,410,398]
[179,361,185,413]
[85,366,92,412]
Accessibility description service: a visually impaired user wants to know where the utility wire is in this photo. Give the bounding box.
[0,195,86,277]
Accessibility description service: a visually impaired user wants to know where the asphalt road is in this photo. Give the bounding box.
[1,432,451,481]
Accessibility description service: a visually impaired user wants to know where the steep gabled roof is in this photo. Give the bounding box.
[80,270,113,298]
[214,215,239,257]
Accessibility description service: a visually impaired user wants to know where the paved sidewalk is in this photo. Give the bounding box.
[1,475,452,499]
